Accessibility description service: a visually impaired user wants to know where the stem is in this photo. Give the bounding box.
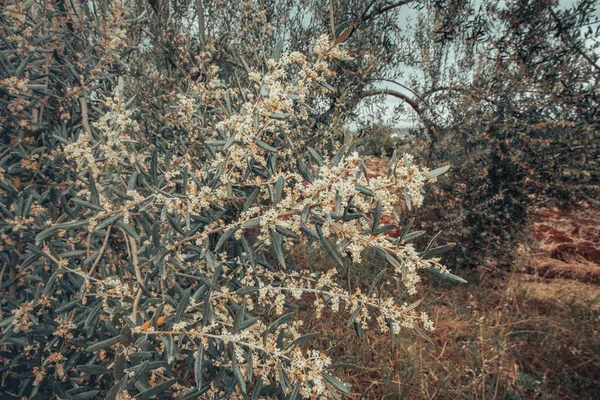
[142,331,291,360]
[89,226,111,275]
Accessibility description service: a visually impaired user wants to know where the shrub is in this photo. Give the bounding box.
[357,124,416,158]
[0,1,459,398]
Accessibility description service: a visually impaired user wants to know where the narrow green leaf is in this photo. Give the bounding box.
[289,381,301,400]
[94,213,122,231]
[270,112,291,120]
[372,224,397,235]
[128,360,150,389]
[333,26,352,45]
[404,298,422,312]
[404,187,412,211]
[421,231,442,258]
[246,348,254,382]
[151,149,158,184]
[316,80,335,92]
[236,316,260,332]
[331,144,347,167]
[34,226,56,244]
[269,228,287,271]
[77,365,112,375]
[286,332,319,350]
[232,354,247,394]
[85,335,122,353]
[250,377,263,400]
[72,197,105,211]
[240,55,251,74]
[427,267,467,284]
[354,184,374,197]
[322,372,350,394]
[134,379,178,399]
[296,158,313,183]
[402,230,426,242]
[58,250,86,258]
[301,204,311,223]
[243,187,261,213]
[71,391,100,400]
[236,286,258,296]
[85,302,103,335]
[315,225,344,267]
[214,227,238,252]
[195,347,204,391]
[117,220,140,242]
[105,376,129,400]
[275,225,299,239]
[307,147,324,166]
[398,217,415,242]
[114,352,126,379]
[423,243,456,258]
[371,199,381,234]
[242,218,260,229]
[256,140,278,152]
[347,304,363,327]
[175,290,191,323]
[424,165,450,180]
[241,236,256,267]
[367,269,386,297]
[274,176,284,204]
[264,312,295,337]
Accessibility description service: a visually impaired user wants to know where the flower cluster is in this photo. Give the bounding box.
[0,2,456,398]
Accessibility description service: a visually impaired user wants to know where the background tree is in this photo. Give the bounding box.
[405,0,600,266]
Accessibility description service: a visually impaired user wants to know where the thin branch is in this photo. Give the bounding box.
[132,287,143,325]
[421,85,464,98]
[195,0,205,51]
[363,0,417,23]
[129,235,143,285]
[89,226,111,276]
[45,251,99,282]
[79,97,91,134]
[0,261,8,320]
[373,78,424,101]
[362,88,421,114]
[79,96,93,140]
[128,233,143,324]
[141,331,292,360]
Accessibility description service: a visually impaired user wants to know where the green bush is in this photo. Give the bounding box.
[356,124,416,158]
[0,1,459,398]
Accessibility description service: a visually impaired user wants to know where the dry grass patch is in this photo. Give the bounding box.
[291,213,600,399]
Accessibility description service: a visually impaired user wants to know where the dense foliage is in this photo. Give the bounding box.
[0,1,460,398]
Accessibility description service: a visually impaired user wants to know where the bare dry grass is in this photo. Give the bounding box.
[292,208,600,399]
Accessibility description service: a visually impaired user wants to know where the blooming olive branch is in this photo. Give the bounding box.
[139,330,292,361]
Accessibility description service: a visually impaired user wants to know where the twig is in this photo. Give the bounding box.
[128,235,143,285]
[132,289,142,325]
[143,330,291,360]
[128,234,143,324]
[79,96,94,138]
[8,252,17,299]
[45,251,99,282]
[0,262,8,321]
[89,226,112,276]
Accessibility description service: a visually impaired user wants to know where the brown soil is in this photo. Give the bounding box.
[526,207,600,284]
